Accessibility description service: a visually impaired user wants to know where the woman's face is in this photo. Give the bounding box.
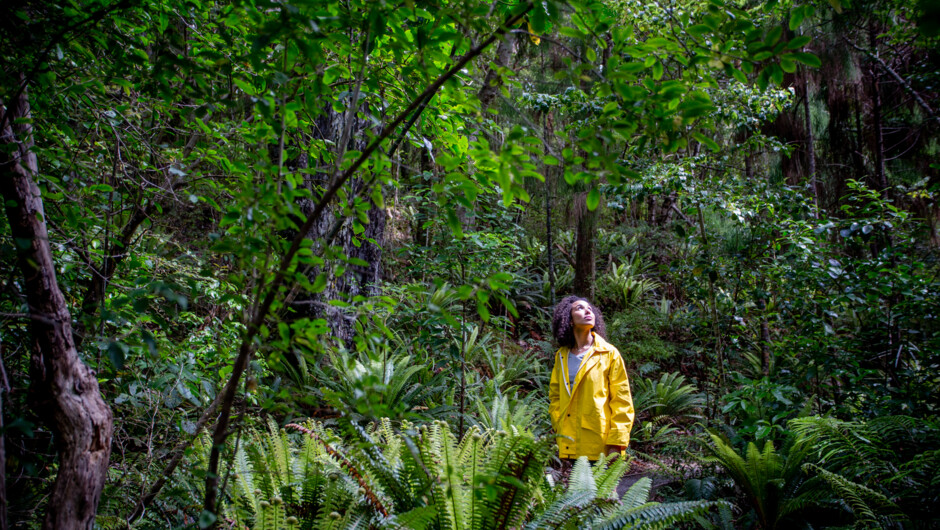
[570,300,595,329]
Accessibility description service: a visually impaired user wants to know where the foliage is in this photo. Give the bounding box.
[700,431,822,530]
[633,371,705,422]
[598,254,661,311]
[2,0,939,525]
[790,415,940,526]
[209,419,725,530]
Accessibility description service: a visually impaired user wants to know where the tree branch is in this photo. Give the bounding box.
[842,35,939,126]
[128,5,534,523]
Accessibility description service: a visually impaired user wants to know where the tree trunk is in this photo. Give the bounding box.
[868,23,888,193]
[297,107,385,345]
[544,111,556,306]
[1,76,113,530]
[572,192,598,301]
[546,169,556,306]
[802,67,820,216]
[478,34,518,112]
[0,340,6,530]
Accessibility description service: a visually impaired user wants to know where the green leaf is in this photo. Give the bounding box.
[586,188,600,211]
[477,298,490,322]
[311,273,327,293]
[233,78,256,95]
[752,51,774,61]
[107,341,127,370]
[688,24,711,38]
[788,8,805,30]
[198,510,217,529]
[779,55,797,73]
[786,35,811,50]
[692,132,719,152]
[791,51,821,68]
[765,26,783,46]
[652,61,664,80]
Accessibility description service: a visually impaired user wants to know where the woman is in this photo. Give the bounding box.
[548,296,634,460]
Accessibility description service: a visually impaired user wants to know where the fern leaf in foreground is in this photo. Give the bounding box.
[593,499,728,530]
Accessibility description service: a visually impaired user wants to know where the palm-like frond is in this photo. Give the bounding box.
[700,432,819,530]
[632,372,704,422]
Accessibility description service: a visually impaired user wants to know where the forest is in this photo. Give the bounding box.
[1,0,938,528]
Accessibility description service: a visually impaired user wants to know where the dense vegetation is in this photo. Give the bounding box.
[1,0,938,528]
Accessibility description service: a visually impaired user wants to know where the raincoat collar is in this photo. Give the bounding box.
[559,332,610,397]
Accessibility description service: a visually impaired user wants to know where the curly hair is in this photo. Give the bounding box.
[551,295,606,348]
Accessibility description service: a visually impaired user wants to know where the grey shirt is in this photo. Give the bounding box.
[566,346,593,392]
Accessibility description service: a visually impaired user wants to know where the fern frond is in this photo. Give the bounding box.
[391,505,437,530]
[567,457,597,497]
[620,477,652,510]
[804,463,905,526]
[267,416,292,490]
[594,455,631,500]
[594,500,725,530]
[286,423,390,518]
[523,491,596,530]
[479,433,546,529]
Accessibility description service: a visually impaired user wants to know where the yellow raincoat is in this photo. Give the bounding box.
[548,333,635,460]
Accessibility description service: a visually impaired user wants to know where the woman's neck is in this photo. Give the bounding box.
[573,326,594,350]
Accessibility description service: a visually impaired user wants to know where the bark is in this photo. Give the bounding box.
[296,106,385,345]
[1,76,113,530]
[572,193,598,301]
[868,23,888,193]
[842,35,939,126]
[0,339,6,530]
[478,34,518,112]
[544,111,556,306]
[802,67,820,216]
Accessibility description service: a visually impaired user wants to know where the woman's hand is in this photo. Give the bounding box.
[605,445,626,456]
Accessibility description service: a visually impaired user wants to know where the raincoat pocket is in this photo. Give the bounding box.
[581,407,606,434]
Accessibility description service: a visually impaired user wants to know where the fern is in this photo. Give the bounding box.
[567,457,597,497]
[632,372,705,422]
[594,500,728,530]
[523,490,597,530]
[700,431,820,530]
[593,454,632,500]
[804,463,905,528]
[620,477,653,511]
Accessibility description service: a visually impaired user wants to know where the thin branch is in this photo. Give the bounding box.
[842,35,938,126]
[129,5,534,522]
